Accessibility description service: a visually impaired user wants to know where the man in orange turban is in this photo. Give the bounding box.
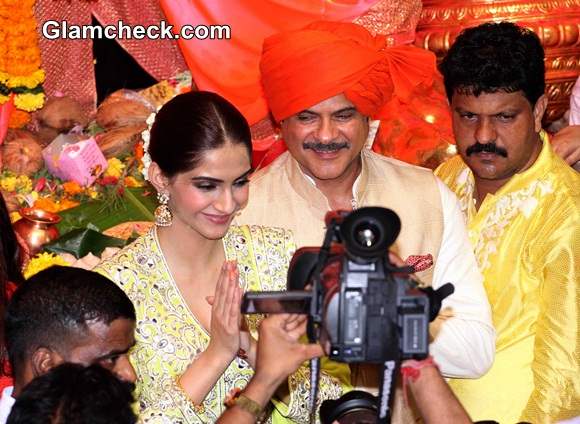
[236,21,495,421]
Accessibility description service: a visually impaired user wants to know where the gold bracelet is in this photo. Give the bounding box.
[229,393,263,417]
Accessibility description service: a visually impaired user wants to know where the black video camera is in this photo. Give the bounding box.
[241,207,453,422]
[242,207,451,363]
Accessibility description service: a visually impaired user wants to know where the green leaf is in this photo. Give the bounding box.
[56,188,155,235]
[44,228,127,258]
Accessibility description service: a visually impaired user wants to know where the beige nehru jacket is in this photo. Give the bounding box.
[239,150,443,284]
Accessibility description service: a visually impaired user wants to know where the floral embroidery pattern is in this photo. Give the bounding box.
[451,166,554,271]
[97,225,343,423]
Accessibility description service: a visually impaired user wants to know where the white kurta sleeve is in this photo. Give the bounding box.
[429,178,496,378]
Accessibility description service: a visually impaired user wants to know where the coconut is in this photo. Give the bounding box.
[96,89,154,130]
[36,97,88,146]
[96,124,146,158]
[2,130,44,176]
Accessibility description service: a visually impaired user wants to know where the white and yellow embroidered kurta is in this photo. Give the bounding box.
[436,135,580,423]
[96,225,346,423]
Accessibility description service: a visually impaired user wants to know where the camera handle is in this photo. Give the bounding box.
[306,218,343,424]
[377,359,400,423]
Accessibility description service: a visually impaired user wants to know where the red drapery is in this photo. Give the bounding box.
[34,0,188,115]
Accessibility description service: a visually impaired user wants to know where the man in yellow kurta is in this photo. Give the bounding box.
[436,22,580,423]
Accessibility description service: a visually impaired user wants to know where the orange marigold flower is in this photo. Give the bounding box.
[58,198,80,211]
[7,109,30,128]
[62,181,83,195]
[134,142,144,161]
[124,176,143,188]
[33,197,59,213]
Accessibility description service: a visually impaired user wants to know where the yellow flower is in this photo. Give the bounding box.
[0,176,17,192]
[23,252,70,279]
[0,94,9,104]
[9,211,21,223]
[88,188,100,199]
[104,157,125,179]
[13,92,45,112]
[15,175,32,193]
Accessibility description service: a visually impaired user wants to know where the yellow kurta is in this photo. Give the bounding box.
[436,134,580,423]
[96,225,347,423]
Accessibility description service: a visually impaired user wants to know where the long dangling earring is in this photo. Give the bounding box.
[155,192,173,227]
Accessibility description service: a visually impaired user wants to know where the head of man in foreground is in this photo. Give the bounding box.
[7,363,136,424]
[5,265,137,397]
[439,21,547,193]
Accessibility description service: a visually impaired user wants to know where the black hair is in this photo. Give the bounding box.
[0,193,24,376]
[439,21,545,106]
[149,90,252,178]
[7,363,136,424]
[4,266,136,376]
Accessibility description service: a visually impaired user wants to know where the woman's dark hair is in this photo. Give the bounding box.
[0,193,24,376]
[7,363,136,424]
[149,91,252,178]
[439,21,545,106]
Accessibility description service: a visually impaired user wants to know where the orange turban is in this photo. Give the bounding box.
[260,21,438,122]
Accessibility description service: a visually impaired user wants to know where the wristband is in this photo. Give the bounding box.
[224,388,264,418]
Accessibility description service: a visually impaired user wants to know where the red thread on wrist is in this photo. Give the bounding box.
[401,356,438,405]
[237,348,248,360]
[224,387,242,407]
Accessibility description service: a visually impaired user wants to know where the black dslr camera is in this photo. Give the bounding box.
[241,207,453,422]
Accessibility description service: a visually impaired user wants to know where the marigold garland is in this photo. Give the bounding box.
[13,92,45,112]
[7,109,30,128]
[23,252,70,279]
[0,0,45,113]
[0,69,45,89]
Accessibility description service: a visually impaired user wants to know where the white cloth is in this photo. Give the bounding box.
[430,179,496,377]
[0,387,15,424]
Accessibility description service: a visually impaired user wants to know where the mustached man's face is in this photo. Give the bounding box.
[281,94,369,184]
[451,90,546,186]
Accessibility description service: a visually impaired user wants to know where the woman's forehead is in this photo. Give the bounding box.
[179,144,251,180]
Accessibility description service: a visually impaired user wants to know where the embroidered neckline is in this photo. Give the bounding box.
[452,166,554,271]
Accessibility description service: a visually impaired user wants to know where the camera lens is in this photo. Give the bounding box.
[320,390,378,424]
[340,207,401,260]
[354,223,379,248]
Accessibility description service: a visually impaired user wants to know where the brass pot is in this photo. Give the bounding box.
[13,207,61,255]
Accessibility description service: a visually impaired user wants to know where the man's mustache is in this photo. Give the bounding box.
[303,141,348,152]
[466,142,508,158]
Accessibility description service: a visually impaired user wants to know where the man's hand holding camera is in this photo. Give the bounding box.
[217,314,324,423]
